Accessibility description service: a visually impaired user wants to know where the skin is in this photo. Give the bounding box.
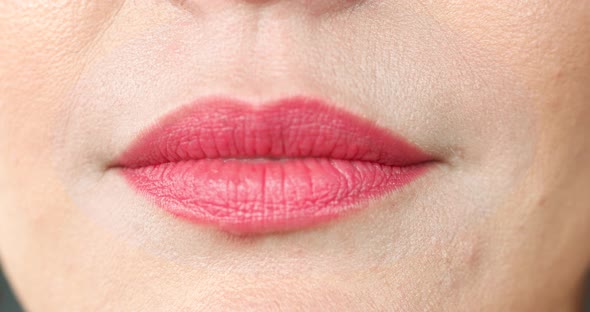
[0,0,589,311]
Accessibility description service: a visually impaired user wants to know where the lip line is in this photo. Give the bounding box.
[112,156,438,170]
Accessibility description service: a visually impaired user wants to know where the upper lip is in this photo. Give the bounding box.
[115,96,434,169]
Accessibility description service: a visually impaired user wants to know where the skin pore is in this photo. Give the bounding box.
[0,1,589,311]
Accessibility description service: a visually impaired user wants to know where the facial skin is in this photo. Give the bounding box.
[0,0,589,311]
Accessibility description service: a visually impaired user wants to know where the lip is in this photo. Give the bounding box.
[115,96,434,234]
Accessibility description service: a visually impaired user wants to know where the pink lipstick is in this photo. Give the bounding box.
[116,97,433,234]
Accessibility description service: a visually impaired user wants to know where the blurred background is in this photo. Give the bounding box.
[1,269,22,312]
[1,268,589,311]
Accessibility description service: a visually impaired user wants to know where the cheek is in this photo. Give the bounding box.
[0,0,123,261]
[0,1,124,152]
[431,0,590,185]
[447,0,590,283]
[0,1,122,88]
[434,1,590,91]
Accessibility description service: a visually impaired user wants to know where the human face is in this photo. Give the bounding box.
[0,1,589,311]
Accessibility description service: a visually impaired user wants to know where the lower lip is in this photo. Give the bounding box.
[117,97,432,234]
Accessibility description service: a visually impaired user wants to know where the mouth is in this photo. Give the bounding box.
[113,96,436,234]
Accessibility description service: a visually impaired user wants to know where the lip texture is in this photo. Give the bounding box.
[116,97,433,234]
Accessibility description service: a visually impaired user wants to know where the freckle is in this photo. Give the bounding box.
[167,41,181,54]
[459,236,483,274]
[554,67,567,82]
[538,197,547,207]
[465,241,481,269]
